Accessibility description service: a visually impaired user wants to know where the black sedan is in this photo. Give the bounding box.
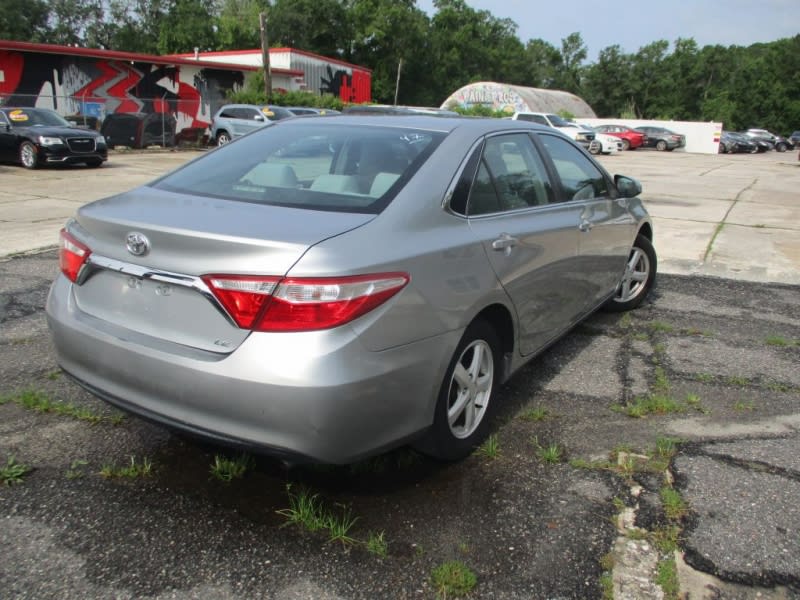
[719,131,756,154]
[0,107,107,169]
[633,126,686,151]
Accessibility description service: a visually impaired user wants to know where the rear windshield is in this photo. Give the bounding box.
[153,123,445,213]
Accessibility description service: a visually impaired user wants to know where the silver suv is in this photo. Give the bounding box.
[210,104,293,145]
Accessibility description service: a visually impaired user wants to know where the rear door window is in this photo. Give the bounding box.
[467,133,553,216]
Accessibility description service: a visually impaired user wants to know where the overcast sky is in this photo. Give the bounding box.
[416,0,799,59]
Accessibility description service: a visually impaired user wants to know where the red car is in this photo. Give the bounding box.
[592,124,647,150]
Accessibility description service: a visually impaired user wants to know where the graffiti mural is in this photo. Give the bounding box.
[0,49,245,134]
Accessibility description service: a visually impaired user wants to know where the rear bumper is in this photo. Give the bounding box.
[46,275,459,464]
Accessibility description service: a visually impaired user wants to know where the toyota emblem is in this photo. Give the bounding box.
[126,232,150,256]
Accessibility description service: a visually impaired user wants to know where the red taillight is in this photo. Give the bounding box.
[59,229,91,283]
[203,273,409,332]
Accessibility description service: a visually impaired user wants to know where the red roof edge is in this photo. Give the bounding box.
[0,40,300,75]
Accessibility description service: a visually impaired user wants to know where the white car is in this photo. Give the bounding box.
[588,130,623,155]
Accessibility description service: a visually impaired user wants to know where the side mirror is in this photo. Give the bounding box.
[254,114,265,122]
[614,174,642,198]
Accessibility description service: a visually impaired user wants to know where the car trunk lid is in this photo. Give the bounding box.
[68,186,374,353]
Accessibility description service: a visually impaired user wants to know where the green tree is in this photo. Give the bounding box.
[268,0,350,58]
[217,0,264,50]
[523,39,561,88]
[157,0,219,54]
[429,0,526,103]
[582,44,633,117]
[553,32,587,94]
[346,0,432,104]
[46,0,104,46]
[0,0,50,41]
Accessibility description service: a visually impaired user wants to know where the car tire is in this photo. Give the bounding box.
[588,143,600,155]
[776,142,787,152]
[656,140,667,152]
[622,139,631,151]
[718,143,726,154]
[216,131,231,146]
[603,234,657,313]
[19,141,39,169]
[415,320,500,461]
[85,159,103,168]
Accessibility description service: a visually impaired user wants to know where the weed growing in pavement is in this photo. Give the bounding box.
[100,456,153,478]
[277,485,359,546]
[681,327,713,337]
[656,556,680,600]
[277,486,328,532]
[766,381,794,393]
[476,433,500,459]
[520,406,551,422]
[366,531,388,558]
[651,525,681,554]
[655,437,681,459]
[619,394,683,418]
[209,453,252,482]
[458,542,470,555]
[648,321,675,333]
[325,505,358,546]
[653,342,667,356]
[65,459,89,480]
[733,401,755,411]
[653,367,671,394]
[2,388,107,424]
[765,335,798,347]
[619,313,633,329]
[599,552,615,600]
[694,372,714,383]
[430,560,477,599]
[726,375,751,387]
[45,370,62,380]
[632,332,650,341]
[1,455,31,486]
[534,440,563,464]
[660,487,688,521]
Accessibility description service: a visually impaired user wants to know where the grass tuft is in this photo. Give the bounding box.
[2,388,108,424]
[520,406,551,422]
[648,321,674,333]
[1,455,31,486]
[656,556,680,600]
[65,459,89,480]
[366,530,388,558]
[277,485,359,546]
[476,433,500,459]
[209,453,252,482]
[622,394,683,418]
[100,455,153,479]
[536,442,563,464]
[660,486,688,521]
[430,560,477,598]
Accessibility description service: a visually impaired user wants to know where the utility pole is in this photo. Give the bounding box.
[260,12,272,98]
[393,58,403,106]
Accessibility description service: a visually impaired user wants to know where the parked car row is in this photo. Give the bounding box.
[719,129,796,154]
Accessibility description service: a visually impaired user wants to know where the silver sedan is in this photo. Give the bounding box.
[46,115,656,464]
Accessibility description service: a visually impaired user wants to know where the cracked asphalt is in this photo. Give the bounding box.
[1,150,799,599]
[1,249,798,598]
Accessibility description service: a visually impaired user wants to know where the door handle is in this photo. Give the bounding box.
[578,219,593,232]
[491,233,518,251]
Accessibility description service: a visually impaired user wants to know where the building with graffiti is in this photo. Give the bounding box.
[0,40,371,141]
[170,48,372,105]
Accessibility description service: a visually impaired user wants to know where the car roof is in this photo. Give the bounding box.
[271,114,554,136]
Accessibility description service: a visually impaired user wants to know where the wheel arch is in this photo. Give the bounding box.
[471,302,515,381]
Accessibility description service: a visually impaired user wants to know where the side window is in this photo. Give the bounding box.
[538,134,609,201]
[0,112,8,126]
[467,133,553,216]
[219,108,238,119]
